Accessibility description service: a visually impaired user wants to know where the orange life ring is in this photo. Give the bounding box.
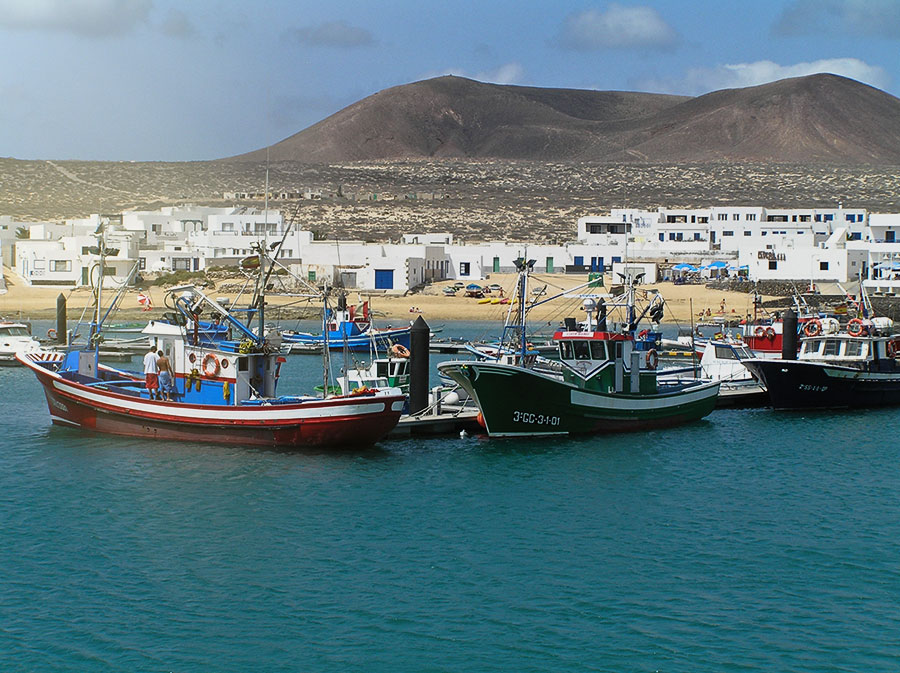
[645,349,659,370]
[754,326,766,338]
[46,328,57,340]
[202,353,220,377]
[765,327,776,340]
[847,318,865,336]
[887,340,899,358]
[391,344,410,358]
[803,319,822,337]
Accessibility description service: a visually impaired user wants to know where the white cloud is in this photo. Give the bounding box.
[285,20,375,48]
[640,58,890,95]
[0,0,152,37]
[424,63,526,85]
[775,0,900,38]
[557,4,678,50]
[476,63,526,85]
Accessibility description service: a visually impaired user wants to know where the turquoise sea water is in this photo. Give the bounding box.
[2,321,899,672]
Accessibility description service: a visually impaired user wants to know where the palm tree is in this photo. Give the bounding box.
[14,226,28,240]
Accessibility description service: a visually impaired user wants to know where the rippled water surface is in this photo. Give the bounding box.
[2,322,899,672]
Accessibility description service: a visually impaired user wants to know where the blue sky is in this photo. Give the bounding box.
[1,0,899,161]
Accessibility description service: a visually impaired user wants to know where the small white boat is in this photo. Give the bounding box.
[661,337,767,407]
[0,322,62,366]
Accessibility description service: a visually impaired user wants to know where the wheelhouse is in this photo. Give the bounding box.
[554,331,657,394]
[799,336,870,362]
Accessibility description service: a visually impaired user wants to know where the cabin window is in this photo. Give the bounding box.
[238,357,248,372]
[801,339,821,356]
[714,345,738,360]
[823,339,841,357]
[573,341,591,360]
[845,340,864,358]
[590,341,607,360]
[559,341,573,360]
[376,362,389,376]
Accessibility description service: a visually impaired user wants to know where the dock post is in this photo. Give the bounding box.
[409,316,430,415]
[781,309,797,360]
[56,293,67,345]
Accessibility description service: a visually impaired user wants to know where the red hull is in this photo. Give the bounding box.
[27,361,403,449]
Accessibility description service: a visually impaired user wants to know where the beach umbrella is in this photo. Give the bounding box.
[706,260,728,269]
[672,263,697,272]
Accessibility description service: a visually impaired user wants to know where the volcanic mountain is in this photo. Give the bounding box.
[229,74,900,164]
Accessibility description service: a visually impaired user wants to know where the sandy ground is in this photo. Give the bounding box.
[1,266,774,329]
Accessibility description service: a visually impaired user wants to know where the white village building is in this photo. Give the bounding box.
[8,203,900,295]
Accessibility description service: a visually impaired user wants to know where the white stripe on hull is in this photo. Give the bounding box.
[49,378,398,423]
[571,381,719,411]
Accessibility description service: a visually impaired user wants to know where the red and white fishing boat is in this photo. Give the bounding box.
[18,349,404,447]
[18,247,404,448]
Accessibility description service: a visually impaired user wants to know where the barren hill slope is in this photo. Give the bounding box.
[231,76,688,162]
[227,74,900,165]
[625,74,900,163]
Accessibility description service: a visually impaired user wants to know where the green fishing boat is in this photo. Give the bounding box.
[438,259,719,437]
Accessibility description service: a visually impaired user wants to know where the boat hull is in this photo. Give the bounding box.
[438,360,719,437]
[21,357,404,448]
[743,358,900,410]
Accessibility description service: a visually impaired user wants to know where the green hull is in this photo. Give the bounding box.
[439,360,719,437]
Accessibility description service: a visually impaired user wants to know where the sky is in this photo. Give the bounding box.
[2,0,900,161]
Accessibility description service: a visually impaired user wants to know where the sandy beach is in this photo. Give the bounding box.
[1,266,774,329]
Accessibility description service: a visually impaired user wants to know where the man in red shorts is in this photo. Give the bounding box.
[143,345,159,400]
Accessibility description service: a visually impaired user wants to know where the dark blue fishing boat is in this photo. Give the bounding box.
[280,296,411,352]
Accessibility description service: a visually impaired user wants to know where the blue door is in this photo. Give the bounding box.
[574,256,584,267]
[374,269,394,289]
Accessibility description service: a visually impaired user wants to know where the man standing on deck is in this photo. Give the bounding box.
[143,345,159,400]
[156,349,174,402]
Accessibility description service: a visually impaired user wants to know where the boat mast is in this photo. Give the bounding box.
[258,156,270,340]
[514,257,533,361]
[321,281,331,395]
[88,219,117,368]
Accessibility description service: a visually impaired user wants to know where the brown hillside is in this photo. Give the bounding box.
[625,74,900,163]
[226,74,900,165]
[229,76,688,162]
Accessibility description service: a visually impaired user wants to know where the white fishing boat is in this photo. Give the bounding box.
[0,321,63,366]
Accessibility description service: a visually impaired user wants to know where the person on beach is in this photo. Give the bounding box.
[143,346,159,400]
[156,349,174,401]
